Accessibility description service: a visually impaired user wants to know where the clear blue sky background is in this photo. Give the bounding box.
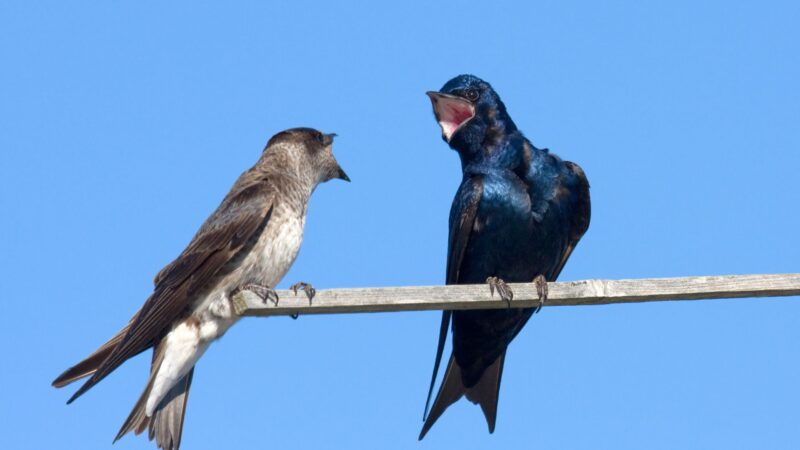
[2,1,799,449]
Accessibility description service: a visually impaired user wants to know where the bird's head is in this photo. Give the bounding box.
[427,75,517,157]
[263,128,350,187]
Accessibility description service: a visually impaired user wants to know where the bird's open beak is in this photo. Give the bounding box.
[426,91,476,142]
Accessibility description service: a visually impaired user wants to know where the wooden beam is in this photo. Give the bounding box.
[232,273,800,317]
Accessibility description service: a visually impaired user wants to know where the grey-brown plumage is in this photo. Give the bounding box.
[53,127,349,450]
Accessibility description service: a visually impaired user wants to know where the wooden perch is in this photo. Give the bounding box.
[232,273,800,317]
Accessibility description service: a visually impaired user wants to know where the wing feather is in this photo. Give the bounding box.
[550,161,591,279]
[423,176,484,420]
[67,174,276,403]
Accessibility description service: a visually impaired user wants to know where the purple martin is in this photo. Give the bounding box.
[53,128,349,450]
[420,75,591,439]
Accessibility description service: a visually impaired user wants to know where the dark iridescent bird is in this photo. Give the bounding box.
[420,75,591,439]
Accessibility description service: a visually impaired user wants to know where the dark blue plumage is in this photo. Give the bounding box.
[420,75,591,439]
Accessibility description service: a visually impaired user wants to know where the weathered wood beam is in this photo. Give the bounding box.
[232,273,800,317]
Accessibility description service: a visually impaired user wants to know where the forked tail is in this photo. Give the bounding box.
[419,351,506,440]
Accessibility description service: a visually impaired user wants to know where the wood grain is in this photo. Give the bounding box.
[232,273,800,317]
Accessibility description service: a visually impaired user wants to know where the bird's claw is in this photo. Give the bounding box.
[486,276,513,307]
[288,282,316,320]
[289,281,316,305]
[234,284,279,306]
[533,275,548,314]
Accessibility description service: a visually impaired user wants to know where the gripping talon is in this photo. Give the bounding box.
[289,282,316,305]
[233,284,279,306]
[289,282,316,320]
[533,275,548,314]
[486,276,513,307]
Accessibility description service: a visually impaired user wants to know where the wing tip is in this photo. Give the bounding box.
[65,384,88,405]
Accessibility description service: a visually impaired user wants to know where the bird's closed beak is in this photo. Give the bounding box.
[336,165,350,182]
[326,132,349,182]
[426,91,476,142]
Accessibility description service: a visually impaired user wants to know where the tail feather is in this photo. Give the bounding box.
[148,369,193,450]
[419,351,506,440]
[51,323,131,388]
[115,342,194,450]
[116,343,167,441]
[464,351,505,434]
[419,355,467,440]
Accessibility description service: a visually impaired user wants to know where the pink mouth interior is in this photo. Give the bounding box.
[435,98,475,141]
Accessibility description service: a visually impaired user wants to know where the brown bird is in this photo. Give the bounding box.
[52,128,349,450]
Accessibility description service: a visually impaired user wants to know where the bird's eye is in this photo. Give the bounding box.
[465,89,479,101]
[315,133,325,144]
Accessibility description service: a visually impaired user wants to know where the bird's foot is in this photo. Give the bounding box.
[533,275,548,314]
[486,276,513,307]
[288,281,316,320]
[233,284,279,306]
[289,282,317,305]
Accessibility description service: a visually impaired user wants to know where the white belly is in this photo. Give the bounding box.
[146,207,305,415]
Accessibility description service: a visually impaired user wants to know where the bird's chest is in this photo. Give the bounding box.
[461,174,556,282]
[474,175,532,240]
[241,207,305,287]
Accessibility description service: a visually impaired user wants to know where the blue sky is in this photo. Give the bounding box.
[2,1,799,449]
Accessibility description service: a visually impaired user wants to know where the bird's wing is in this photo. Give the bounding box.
[67,174,276,403]
[423,176,484,420]
[446,177,484,285]
[550,161,591,279]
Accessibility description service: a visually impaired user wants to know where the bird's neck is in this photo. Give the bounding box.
[458,129,528,174]
[283,174,316,213]
[257,161,315,214]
